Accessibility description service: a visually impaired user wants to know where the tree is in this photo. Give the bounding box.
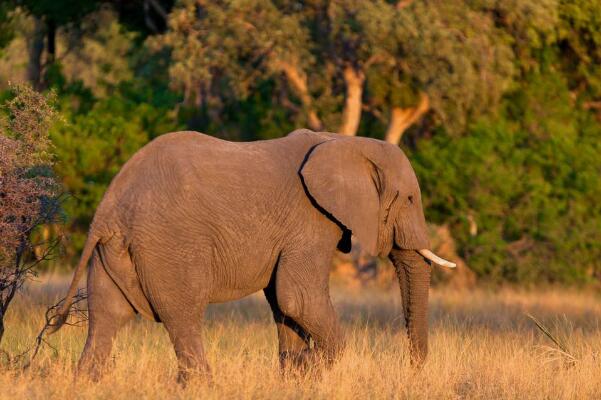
[155,0,517,144]
[556,0,601,110]
[0,84,61,344]
[59,7,137,98]
[376,0,516,142]
[0,3,16,54]
[9,0,101,89]
[151,0,317,131]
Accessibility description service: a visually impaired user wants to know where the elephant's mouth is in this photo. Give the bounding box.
[392,220,456,268]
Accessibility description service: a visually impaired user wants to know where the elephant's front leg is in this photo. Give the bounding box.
[274,250,345,368]
[264,284,311,371]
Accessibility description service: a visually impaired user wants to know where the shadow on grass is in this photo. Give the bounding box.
[203,287,601,336]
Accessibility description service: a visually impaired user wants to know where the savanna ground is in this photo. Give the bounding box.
[1,275,600,399]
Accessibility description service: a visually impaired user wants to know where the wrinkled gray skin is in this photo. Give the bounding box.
[53,129,432,382]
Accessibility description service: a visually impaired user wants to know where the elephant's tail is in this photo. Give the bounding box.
[47,232,99,334]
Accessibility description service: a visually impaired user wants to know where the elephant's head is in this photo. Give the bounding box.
[299,136,455,363]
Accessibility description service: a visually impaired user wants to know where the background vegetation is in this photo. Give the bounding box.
[1,0,600,286]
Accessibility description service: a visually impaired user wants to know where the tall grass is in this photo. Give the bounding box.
[1,276,600,399]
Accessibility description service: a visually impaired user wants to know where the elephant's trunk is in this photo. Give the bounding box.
[389,249,432,365]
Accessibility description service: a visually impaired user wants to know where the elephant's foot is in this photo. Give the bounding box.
[176,365,213,387]
[279,347,340,379]
[76,354,111,382]
[280,349,312,371]
[280,349,319,379]
[409,346,427,370]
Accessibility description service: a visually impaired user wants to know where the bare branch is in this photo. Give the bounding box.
[19,289,88,370]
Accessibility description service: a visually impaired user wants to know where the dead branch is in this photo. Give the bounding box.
[0,289,87,370]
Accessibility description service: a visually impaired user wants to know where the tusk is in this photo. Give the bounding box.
[418,249,457,268]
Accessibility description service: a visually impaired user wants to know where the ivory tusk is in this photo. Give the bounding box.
[418,249,457,268]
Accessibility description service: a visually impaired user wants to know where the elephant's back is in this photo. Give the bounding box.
[90,131,296,235]
[89,132,211,231]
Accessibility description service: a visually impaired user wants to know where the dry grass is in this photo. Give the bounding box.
[1,276,600,399]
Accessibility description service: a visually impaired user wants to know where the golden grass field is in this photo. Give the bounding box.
[1,275,600,399]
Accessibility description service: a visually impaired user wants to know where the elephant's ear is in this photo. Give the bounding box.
[299,138,381,256]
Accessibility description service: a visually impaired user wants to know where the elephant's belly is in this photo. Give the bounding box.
[207,249,277,303]
[208,287,264,303]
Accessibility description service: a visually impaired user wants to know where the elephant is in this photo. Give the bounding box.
[51,129,455,382]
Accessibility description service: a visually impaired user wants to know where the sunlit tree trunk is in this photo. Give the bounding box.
[278,61,323,131]
[385,93,429,145]
[396,0,415,9]
[339,65,364,136]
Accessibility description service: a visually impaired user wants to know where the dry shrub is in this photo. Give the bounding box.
[0,84,61,345]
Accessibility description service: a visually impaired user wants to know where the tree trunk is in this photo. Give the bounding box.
[339,66,365,136]
[396,0,415,9]
[0,245,26,347]
[27,17,45,90]
[384,92,429,145]
[46,20,56,65]
[278,61,323,131]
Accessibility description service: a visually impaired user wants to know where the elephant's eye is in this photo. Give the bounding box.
[408,195,414,204]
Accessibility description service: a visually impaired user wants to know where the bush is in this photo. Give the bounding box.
[0,84,61,343]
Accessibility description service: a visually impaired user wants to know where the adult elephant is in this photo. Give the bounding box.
[51,129,455,381]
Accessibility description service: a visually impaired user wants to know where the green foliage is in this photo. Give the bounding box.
[557,0,601,97]
[152,0,312,103]
[413,71,601,284]
[16,0,100,27]
[391,0,516,133]
[472,0,559,71]
[59,8,138,98]
[50,85,180,250]
[0,3,16,53]
[154,0,518,136]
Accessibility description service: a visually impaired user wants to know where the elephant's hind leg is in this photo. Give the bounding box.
[79,249,136,380]
[138,251,211,384]
[160,306,211,384]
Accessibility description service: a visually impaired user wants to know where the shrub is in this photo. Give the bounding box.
[0,84,61,344]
